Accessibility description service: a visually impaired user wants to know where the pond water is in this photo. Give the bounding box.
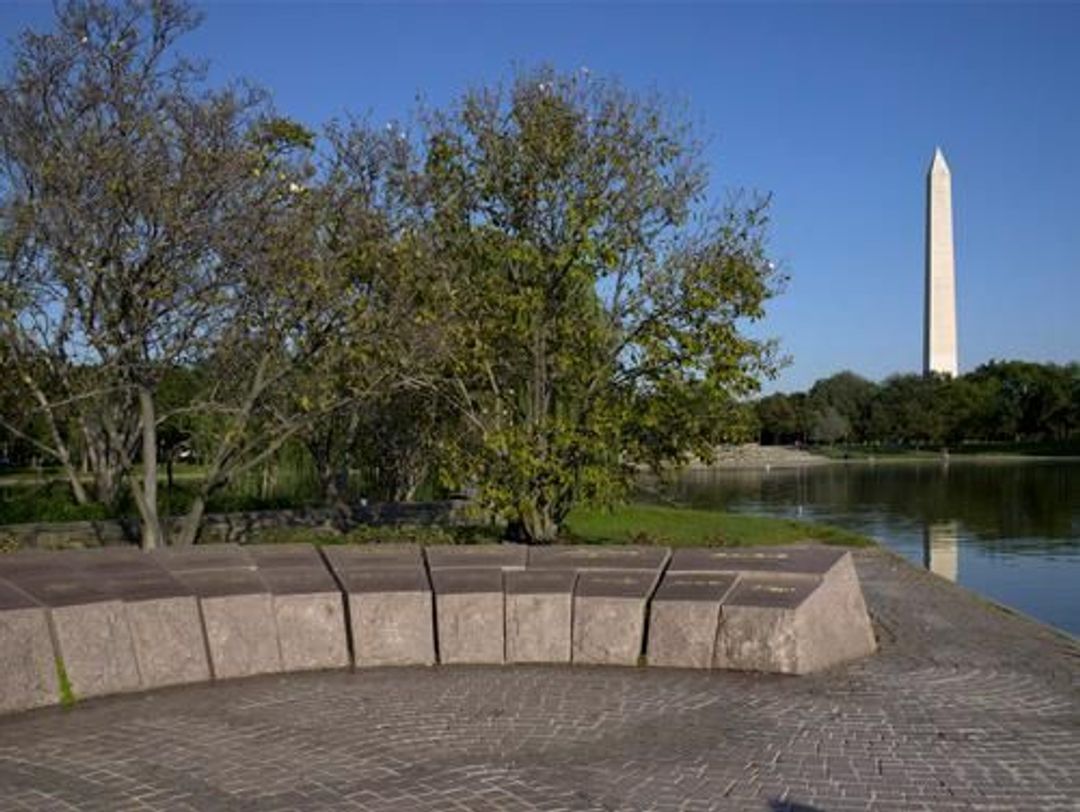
[659,460,1080,636]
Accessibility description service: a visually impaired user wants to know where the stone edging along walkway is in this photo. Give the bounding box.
[0,542,876,715]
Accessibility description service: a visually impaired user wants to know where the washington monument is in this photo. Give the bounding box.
[924,148,958,376]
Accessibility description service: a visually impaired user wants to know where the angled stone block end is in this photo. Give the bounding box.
[505,570,575,664]
[0,580,60,714]
[793,551,877,673]
[431,568,504,664]
[572,570,659,666]
[647,572,738,669]
[711,551,876,675]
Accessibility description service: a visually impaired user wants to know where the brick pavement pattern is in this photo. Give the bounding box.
[0,549,1077,811]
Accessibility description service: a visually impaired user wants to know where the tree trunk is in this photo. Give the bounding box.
[131,387,164,550]
[61,455,90,506]
[260,455,279,500]
[173,493,206,547]
[515,499,560,544]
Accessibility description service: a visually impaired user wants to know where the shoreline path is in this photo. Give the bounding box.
[0,549,1076,811]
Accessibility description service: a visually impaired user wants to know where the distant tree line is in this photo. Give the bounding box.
[0,1,782,545]
[754,362,1080,447]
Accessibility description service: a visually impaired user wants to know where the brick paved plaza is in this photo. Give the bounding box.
[0,549,1077,811]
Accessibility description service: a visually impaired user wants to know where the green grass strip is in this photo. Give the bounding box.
[55,656,76,709]
[564,503,873,548]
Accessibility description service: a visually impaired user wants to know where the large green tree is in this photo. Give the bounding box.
[0,0,370,546]
[421,68,783,541]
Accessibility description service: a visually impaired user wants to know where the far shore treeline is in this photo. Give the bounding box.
[755,363,1080,448]
[0,1,784,546]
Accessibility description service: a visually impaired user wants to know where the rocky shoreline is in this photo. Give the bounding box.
[694,443,830,469]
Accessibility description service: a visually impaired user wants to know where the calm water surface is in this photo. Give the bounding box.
[661,460,1080,636]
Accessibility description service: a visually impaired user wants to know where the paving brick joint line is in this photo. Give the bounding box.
[1,549,1078,811]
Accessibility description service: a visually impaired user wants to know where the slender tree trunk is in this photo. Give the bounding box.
[59,451,89,506]
[41,410,89,505]
[131,387,164,549]
[174,493,206,547]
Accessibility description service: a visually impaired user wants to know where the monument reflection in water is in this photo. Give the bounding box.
[923,521,959,582]
[655,460,1080,635]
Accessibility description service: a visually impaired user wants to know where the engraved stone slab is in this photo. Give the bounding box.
[336,568,435,667]
[0,579,60,714]
[260,567,348,671]
[65,547,161,576]
[0,550,76,580]
[647,572,739,669]
[430,569,504,664]
[713,574,820,674]
[153,543,255,572]
[170,569,281,680]
[13,573,141,699]
[505,570,576,664]
[573,571,660,666]
[247,543,325,570]
[322,544,425,572]
[425,544,526,571]
[529,545,670,572]
[669,545,846,577]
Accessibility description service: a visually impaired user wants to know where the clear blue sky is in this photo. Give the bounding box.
[2,1,1078,392]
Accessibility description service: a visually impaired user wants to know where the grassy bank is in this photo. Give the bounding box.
[243,503,873,549]
[563,503,873,548]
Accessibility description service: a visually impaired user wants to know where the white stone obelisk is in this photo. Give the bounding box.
[924,148,958,376]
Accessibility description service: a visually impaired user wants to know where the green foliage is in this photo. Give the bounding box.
[0,483,112,524]
[2,6,786,547]
[247,523,503,547]
[423,67,783,540]
[756,362,1080,448]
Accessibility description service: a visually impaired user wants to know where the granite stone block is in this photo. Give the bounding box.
[647,572,738,669]
[170,569,281,680]
[338,568,435,667]
[431,569,504,664]
[504,570,576,664]
[13,573,142,699]
[714,575,821,674]
[261,567,348,671]
[792,551,877,672]
[0,579,60,714]
[572,570,660,666]
[711,550,877,674]
[106,573,210,689]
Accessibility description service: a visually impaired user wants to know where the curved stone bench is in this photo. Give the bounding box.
[0,541,876,715]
